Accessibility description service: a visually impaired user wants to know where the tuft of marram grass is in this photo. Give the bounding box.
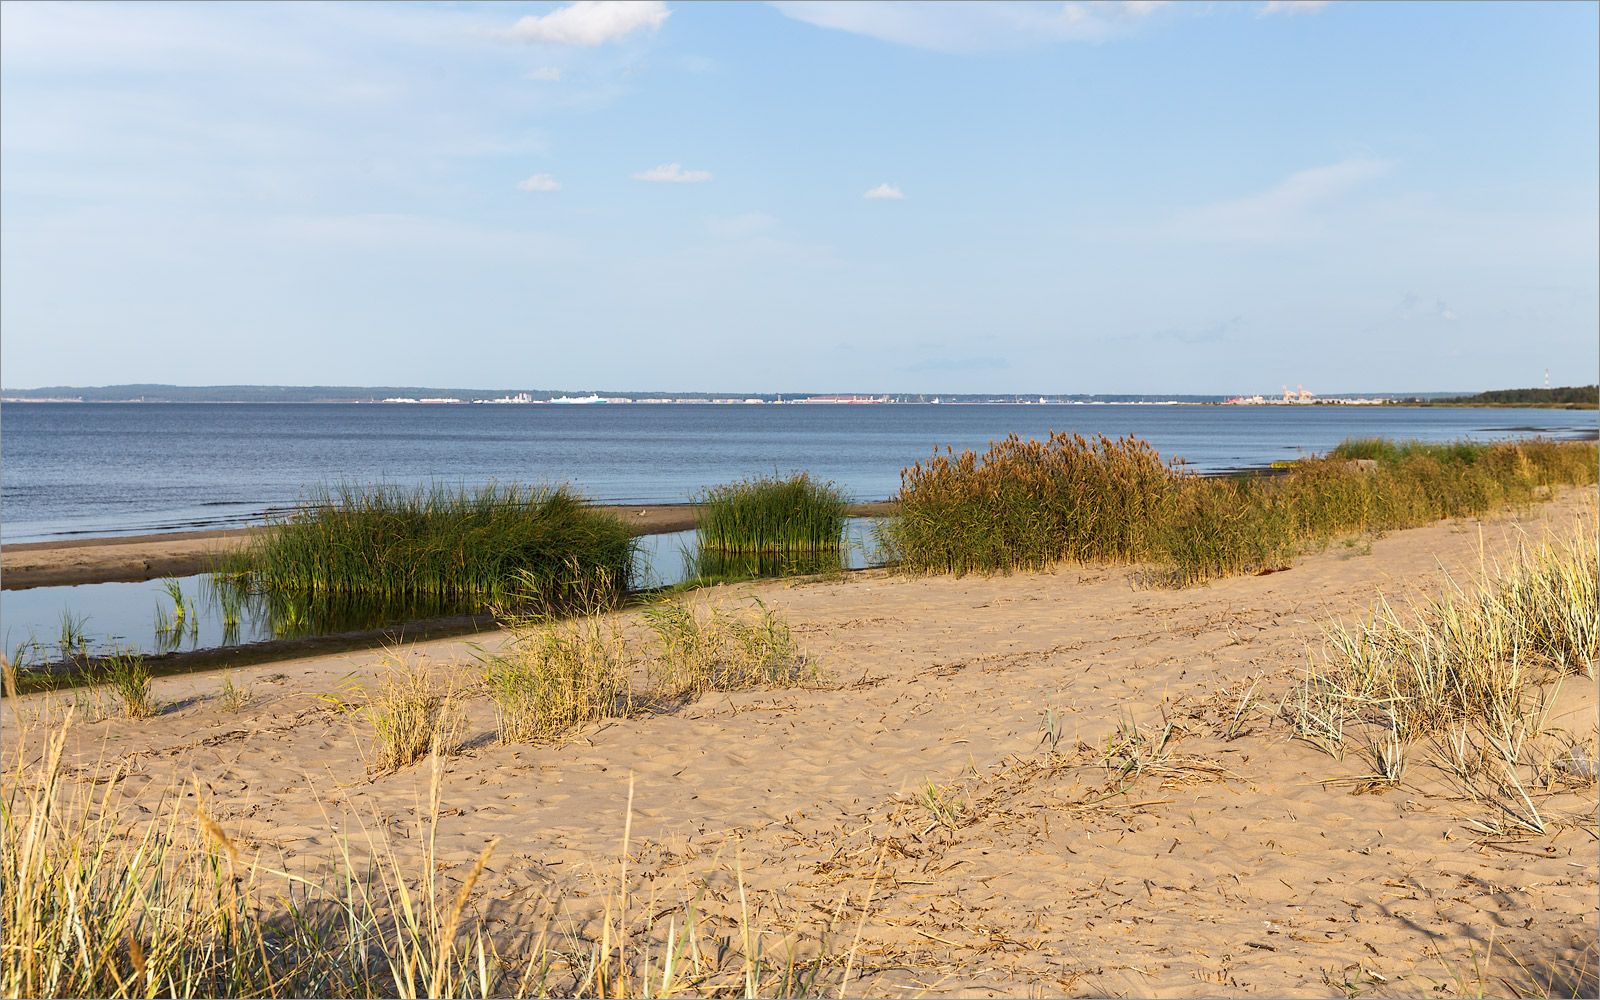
[1287,511,1597,813]
[483,607,632,744]
[101,650,157,720]
[367,655,464,773]
[217,671,253,712]
[1297,516,1597,743]
[483,596,817,745]
[643,596,814,699]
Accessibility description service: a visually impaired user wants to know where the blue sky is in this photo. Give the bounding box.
[2,1,1595,394]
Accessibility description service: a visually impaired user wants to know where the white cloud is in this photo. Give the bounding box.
[633,162,712,183]
[698,212,836,263]
[501,1,669,46]
[864,182,905,200]
[1120,1,1172,19]
[525,66,563,81]
[516,173,561,192]
[1258,1,1331,17]
[770,1,1160,53]
[1160,159,1392,243]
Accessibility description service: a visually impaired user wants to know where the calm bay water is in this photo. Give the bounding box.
[3,401,1596,544]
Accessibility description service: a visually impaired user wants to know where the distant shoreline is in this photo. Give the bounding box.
[6,394,1594,408]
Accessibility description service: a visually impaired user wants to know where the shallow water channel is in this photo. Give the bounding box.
[1,521,886,673]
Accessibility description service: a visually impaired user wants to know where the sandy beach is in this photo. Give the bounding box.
[4,489,1595,997]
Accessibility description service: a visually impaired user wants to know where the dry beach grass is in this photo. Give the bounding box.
[2,486,1596,997]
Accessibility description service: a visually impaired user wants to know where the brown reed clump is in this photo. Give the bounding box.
[880,431,1179,576]
[881,433,1598,585]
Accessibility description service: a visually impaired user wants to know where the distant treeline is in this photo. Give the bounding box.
[1412,385,1599,408]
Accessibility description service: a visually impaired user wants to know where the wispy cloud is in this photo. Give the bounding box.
[1156,159,1392,243]
[707,213,776,238]
[899,356,1010,373]
[1258,1,1331,17]
[1398,294,1457,321]
[267,214,574,259]
[864,182,905,200]
[771,1,1165,54]
[1121,1,1172,19]
[516,173,561,192]
[634,162,711,183]
[500,1,669,46]
[525,66,563,81]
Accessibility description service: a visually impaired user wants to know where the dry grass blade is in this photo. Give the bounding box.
[3,706,857,998]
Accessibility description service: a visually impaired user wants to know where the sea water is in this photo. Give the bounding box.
[4,401,1593,543]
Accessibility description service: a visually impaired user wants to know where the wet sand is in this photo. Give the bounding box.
[5,488,1594,996]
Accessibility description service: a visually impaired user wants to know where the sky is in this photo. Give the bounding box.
[2,1,1596,395]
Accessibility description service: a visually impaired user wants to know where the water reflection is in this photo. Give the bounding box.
[1,519,888,671]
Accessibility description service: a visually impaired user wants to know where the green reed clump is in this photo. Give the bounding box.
[244,481,637,612]
[695,473,847,560]
[885,434,1598,584]
[1154,474,1298,584]
[1332,437,1487,467]
[1154,438,1596,583]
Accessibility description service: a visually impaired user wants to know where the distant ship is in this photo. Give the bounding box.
[550,394,604,404]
